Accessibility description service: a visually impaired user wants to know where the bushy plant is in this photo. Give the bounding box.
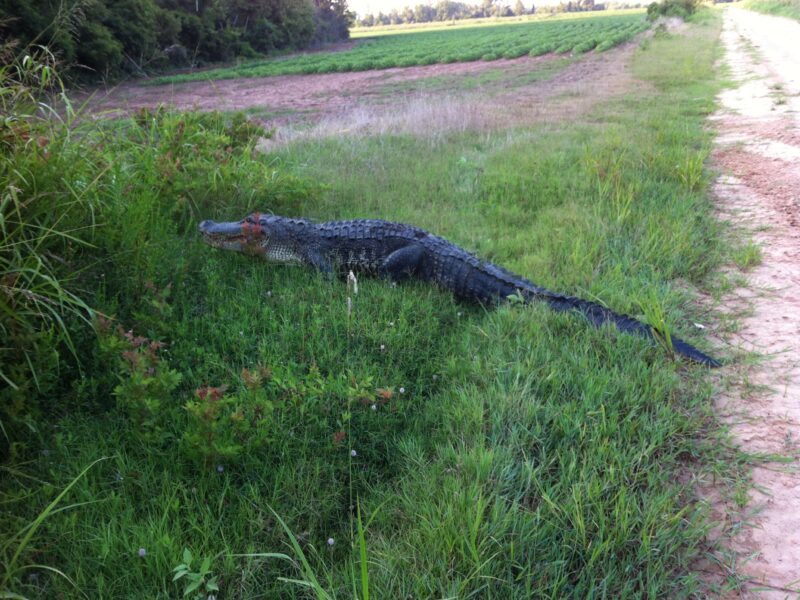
[183,374,275,468]
[0,46,95,444]
[97,319,182,442]
[647,0,699,20]
[182,364,395,468]
[172,549,220,600]
[1,43,315,450]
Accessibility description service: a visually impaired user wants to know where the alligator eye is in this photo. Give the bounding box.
[245,215,256,224]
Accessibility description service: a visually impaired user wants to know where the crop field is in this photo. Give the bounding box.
[152,12,649,84]
[347,8,645,37]
[1,9,746,600]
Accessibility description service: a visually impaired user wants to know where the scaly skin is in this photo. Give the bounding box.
[199,213,721,367]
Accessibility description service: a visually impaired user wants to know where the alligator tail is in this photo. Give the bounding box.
[522,288,721,367]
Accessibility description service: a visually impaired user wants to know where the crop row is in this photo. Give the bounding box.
[152,13,649,84]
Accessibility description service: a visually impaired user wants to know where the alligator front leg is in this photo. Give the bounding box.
[305,249,334,277]
[379,244,425,283]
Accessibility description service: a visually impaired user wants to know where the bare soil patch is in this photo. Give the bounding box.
[83,40,643,140]
[84,54,560,116]
[257,41,644,145]
[706,7,800,597]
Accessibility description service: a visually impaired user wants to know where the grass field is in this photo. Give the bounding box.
[151,12,649,84]
[742,0,800,20]
[0,10,742,599]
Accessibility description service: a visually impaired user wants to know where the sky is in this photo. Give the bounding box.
[350,0,548,18]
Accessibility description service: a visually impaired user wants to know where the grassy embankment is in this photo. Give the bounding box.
[1,11,743,599]
[741,0,800,19]
[151,12,648,84]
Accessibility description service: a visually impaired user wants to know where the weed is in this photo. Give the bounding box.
[678,152,707,192]
[183,375,273,468]
[172,549,220,600]
[732,241,763,271]
[99,323,182,442]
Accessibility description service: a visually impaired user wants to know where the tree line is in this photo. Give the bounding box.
[355,0,615,27]
[0,0,354,80]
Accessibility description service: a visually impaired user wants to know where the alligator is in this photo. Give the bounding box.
[199,214,720,367]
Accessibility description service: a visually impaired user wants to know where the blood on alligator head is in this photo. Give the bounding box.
[199,213,307,265]
[198,213,267,256]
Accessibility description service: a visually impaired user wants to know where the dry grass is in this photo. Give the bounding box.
[256,39,646,151]
[257,94,499,148]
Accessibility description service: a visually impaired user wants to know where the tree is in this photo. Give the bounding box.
[312,0,353,43]
[0,0,353,80]
[513,0,525,14]
[413,3,436,21]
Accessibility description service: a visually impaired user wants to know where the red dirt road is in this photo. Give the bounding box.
[709,7,800,597]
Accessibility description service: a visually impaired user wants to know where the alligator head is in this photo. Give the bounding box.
[198,214,267,255]
[198,213,306,264]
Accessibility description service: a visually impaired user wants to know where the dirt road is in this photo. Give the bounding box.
[711,7,800,596]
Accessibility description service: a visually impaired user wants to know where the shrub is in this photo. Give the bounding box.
[183,381,273,468]
[99,322,183,443]
[182,364,397,468]
[0,49,314,450]
[647,0,699,20]
[0,47,95,442]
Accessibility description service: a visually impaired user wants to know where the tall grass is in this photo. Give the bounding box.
[0,46,95,428]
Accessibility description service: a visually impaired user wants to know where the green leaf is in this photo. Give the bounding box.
[357,500,369,600]
[199,556,211,575]
[184,577,202,596]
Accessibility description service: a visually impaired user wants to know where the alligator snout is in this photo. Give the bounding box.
[198,220,243,236]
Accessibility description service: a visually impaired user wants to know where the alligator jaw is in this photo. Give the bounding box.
[198,219,251,253]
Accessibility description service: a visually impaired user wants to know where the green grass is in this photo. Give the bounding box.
[742,0,800,20]
[150,12,649,85]
[0,11,746,599]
